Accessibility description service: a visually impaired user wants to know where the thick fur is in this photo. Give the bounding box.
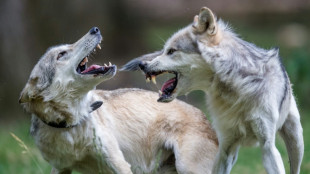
[19,28,218,174]
[122,7,304,174]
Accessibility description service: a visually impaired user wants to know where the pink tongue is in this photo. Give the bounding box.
[81,65,102,74]
[161,78,176,92]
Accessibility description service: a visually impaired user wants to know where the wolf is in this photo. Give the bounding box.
[19,27,218,174]
[121,7,304,174]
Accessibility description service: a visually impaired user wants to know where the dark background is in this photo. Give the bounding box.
[1,0,309,123]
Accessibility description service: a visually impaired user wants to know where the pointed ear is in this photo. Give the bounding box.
[192,7,217,35]
[120,50,163,71]
[19,77,39,104]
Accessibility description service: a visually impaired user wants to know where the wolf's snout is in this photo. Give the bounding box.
[89,27,100,35]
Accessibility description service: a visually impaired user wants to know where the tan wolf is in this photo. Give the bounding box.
[19,27,218,174]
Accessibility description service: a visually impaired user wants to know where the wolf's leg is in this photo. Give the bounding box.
[95,129,133,174]
[212,138,240,174]
[251,114,285,174]
[173,134,217,174]
[279,98,304,174]
[50,168,71,174]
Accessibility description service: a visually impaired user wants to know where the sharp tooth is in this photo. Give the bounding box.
[97,44,101,50]
[109,62,112,66]
[93,49,96,52]
[104,63,108,66]
[151,75,156,84]
[158,90,162,95]
[146,77,150,83]
[80,57,89,66]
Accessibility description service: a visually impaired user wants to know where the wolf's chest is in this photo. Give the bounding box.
[32,124,95,169]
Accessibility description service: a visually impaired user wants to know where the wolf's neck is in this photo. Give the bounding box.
[60,92,92,122]
[37,91,93,128]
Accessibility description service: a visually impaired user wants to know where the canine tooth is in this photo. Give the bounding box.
[80,59,85,66]
[146,77,150,83]
[93,49,96,52]
[80,57,89,66]
[158,90,162,95]
[96,44,101,50]
[151,75,156,84]
[109,62,112,66]
[104,63,108,66]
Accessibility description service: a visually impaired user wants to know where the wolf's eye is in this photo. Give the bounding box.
[167,48,177,55]
[57,51,67,60]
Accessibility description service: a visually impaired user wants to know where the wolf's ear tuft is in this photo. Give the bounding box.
[192,7,217,35]
[19,77,39,104]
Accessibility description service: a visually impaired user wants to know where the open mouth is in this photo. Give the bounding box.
[145,71,178,102]
[76,43,115,76]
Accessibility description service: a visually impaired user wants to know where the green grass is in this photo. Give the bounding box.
[0,110,309,174]
[0,122,51,174]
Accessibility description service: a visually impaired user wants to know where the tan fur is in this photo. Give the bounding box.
[20,28,218,174]
[31,88,217,174]
[208,29,222,46]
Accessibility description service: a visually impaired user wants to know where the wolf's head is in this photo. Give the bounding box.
[19,27,116,127]
[121,7,222,102]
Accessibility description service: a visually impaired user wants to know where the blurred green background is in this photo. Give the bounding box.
[0,0,309,173]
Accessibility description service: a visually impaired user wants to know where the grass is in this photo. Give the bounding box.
[0,122,50,174]
[0,121,82,174]
[0,110,309,174]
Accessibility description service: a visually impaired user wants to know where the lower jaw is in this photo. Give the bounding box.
[157,94,175,103]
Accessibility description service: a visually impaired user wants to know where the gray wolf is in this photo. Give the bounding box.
[121,7,304,174]
[19,27,218,174]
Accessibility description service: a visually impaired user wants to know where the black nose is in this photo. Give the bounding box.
[139,62,147,71]
[89,27,100,35]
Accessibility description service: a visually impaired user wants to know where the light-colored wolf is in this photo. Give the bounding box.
[121,7,304,174]
[19,27,218,174]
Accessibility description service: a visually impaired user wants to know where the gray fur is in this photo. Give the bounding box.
[20,27,219,174]
[31,47,58,90]
[171,32,200,54]
[279,57,289,111]
[124,7,304,174]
